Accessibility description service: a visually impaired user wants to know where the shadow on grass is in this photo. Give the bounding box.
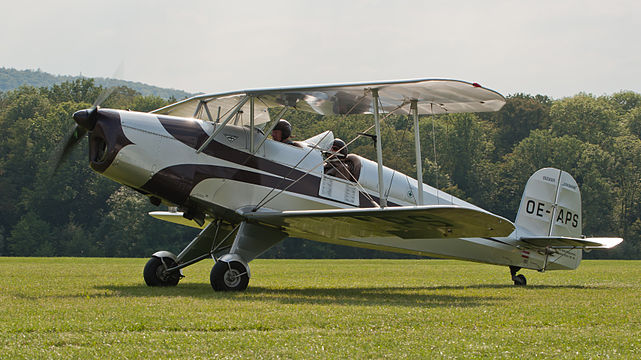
[91,282,594,308]
[9,283,598,306]
[422,284,593,290]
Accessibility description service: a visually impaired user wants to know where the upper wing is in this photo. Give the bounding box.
[519,236,623,249]
[151,78,506,125]
[244,205,514,242]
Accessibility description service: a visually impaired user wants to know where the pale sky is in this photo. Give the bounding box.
[2,0,641,98]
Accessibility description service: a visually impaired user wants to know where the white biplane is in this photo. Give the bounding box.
[63,78,622,291]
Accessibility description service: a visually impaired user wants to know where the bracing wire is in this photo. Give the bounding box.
[253,102,406,211]
[252,130,334,211]
[254,127,374,211]
[321,133,379,207]
[381,100,413,200]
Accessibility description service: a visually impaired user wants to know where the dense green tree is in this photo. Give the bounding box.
[487,94,551,159]
[611,136,641,243]
[492,130,615,224]
[627,107,641,139]
[549,94,619,146]
[0,226,5,256]
[6,212,56,256]
[610,91,641,113]
[432,113,495,205]
[42,78,102,105]
[0,87,54,233]
[129,95,169,112]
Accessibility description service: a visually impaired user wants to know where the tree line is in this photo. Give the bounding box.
[0,67,193,99]
[0,79,639,259]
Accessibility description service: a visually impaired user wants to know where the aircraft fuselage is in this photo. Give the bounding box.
[84,109,579,271]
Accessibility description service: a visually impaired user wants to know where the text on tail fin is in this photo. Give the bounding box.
[515,168,582,238]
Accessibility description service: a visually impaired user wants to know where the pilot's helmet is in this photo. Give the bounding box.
[331,138,348,158]
[273,119,292,139]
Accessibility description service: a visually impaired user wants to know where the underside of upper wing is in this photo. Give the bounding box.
[151,78,506,125]
[244,205,515,243]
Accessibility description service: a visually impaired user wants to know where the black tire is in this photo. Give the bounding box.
[210,260,249,291]
[143,256,180,287]
[513,274,527,286]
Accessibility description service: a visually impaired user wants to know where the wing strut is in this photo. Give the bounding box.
[411,100,423,206]
[249,96,255,153]
[193,100,215,122]
[372,88,387,208]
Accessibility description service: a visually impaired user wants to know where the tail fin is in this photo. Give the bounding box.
[515,168,582,270]
[515,168,582,238]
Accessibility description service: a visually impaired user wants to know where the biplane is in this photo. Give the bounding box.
[61,78,622,291]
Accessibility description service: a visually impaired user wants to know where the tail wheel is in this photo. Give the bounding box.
[143,256,181,287]
[210,260,249,291]
[513,274,527,286]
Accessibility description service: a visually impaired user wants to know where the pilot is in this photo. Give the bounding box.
[271,119,302,147]
[325,138,353,180]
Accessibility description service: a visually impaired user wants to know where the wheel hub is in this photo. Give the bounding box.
[156,266,170,281]
[223,269,242,287]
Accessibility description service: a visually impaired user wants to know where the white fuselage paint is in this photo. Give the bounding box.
[102,110,578,271]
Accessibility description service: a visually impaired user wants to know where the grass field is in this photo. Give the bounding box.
[0,258,639,359]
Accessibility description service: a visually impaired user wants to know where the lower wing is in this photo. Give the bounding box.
[244,205,515,242]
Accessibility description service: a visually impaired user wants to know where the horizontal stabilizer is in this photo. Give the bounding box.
[520,236,623,249]
[245,205,514,241]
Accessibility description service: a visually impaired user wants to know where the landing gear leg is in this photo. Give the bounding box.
[510,265,527,286]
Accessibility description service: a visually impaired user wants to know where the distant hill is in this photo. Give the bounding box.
[0,67,194,100]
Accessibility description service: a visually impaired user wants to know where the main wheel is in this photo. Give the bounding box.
[210,260,249,291]
[143,256,181,287]
[513,274,527,286]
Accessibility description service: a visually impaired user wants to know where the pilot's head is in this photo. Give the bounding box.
[271,119,292,142]
[331,138,348,158]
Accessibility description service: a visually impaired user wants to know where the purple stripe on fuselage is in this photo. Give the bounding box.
[141,164,320,205]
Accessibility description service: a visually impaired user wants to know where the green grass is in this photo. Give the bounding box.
[0,258,639,359]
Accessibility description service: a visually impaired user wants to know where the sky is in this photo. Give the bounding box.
[2,0,641,99]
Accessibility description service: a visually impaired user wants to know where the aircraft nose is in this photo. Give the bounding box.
[73,108,98,131]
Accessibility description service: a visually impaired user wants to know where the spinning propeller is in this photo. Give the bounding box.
[53,64,124,171]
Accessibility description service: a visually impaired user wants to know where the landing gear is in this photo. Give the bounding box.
[142,220,283,292]
[509,265,527,286]
[210,259,249,291]
[206,221,284,292]
[513,274,527,286]
[143,255,181,287]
